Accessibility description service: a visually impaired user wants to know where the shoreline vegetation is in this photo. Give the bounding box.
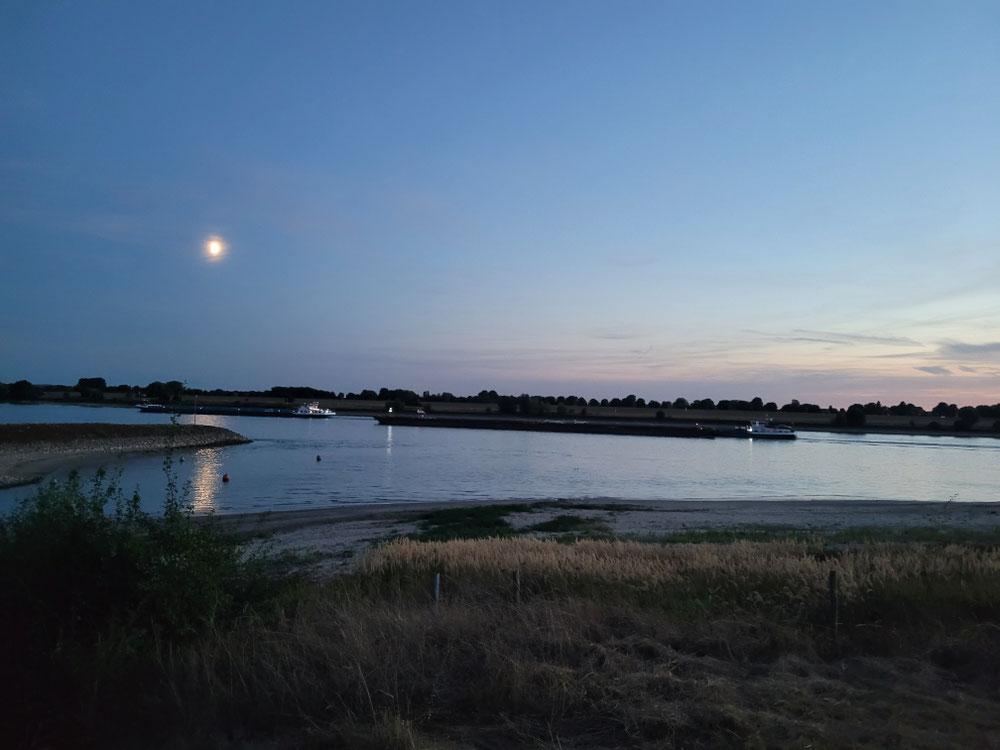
[0,423,251,489]
[2,474,999,747]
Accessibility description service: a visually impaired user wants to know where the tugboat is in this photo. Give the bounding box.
[747,421,796,439]
[291,402,336,417]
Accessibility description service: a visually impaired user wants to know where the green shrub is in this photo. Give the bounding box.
[0,467,291,745]
[0,468,277,645]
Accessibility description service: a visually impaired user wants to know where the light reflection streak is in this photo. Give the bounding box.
[190,448,222,512]
[386,425,392,457]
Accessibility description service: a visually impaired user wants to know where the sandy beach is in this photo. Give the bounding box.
[0,423,252,489]
[222,496,1000,577]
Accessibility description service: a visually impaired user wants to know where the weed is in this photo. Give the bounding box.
[527,513,612,535]
[411,504,531,541]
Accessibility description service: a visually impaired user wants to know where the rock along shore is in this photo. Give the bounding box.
[0,423,252,489]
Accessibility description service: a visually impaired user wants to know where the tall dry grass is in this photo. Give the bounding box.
[362,536,1000,610]
[8,533,1000,748]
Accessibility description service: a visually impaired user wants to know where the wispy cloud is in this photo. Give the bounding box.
[589,330,639,341]
[790,329,920,347]
[916,366,952,375]
[938,341,1000,360]
[744,328,920,348]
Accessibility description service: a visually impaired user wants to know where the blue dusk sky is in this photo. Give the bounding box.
[2,1,998,407]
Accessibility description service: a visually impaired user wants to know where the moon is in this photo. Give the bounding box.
[205,236,226,260]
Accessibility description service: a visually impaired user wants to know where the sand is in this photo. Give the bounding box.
[220,497,1000,577]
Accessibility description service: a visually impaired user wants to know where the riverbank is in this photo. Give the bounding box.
[224,497,1000,577]
[5,464,1000,748]
[0,423,252,489]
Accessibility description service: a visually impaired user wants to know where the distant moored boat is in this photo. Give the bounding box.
[291,402,336,417]
[747,421,796,439]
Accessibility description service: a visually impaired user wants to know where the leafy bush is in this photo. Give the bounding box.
[0,468,275,645]
[0,466,290,745]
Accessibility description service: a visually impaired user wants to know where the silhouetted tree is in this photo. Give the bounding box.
[497,396,518,414]
[931,402,958,418]
[145,380,185,402]
[9,380,42,401]
[75,377,106,392]
[845,404,866,427]
[75,377,106,402]
[956,406,980,429]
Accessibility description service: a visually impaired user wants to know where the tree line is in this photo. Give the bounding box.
[1,378,998,429]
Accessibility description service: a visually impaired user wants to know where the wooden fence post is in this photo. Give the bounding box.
[828,569,839,646]
[432,572,440,608]
[512,570,521,605]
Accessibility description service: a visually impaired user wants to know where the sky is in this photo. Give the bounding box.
[2,1,998,408]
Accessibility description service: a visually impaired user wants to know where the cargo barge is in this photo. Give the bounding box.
[138,403,334,418]
[374,413,716,438]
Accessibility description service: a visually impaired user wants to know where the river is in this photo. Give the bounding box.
[1,403,997,514]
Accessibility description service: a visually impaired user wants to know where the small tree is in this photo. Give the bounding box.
[955,406,980,430]
[9,380,42,401]
[845,404,866,427]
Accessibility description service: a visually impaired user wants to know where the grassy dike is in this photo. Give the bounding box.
[2,485,1000,749]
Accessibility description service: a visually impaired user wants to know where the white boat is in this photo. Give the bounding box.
[747,421,796,439]
[291,402,336,417]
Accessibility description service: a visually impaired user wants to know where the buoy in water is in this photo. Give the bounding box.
[316,455,321,462]
[222,473,230,483]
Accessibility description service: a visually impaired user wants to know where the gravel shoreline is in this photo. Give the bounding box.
[0,423,252,488]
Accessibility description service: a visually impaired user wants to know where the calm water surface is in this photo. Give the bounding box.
[1,403,998,514]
